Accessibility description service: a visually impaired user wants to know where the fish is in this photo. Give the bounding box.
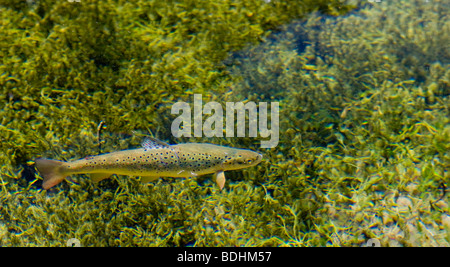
[34,137,263,190]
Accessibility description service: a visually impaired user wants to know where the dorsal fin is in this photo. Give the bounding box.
[142,137,171,150]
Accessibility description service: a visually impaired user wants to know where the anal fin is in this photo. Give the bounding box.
[140,176,160,184]
[90,173,112,183]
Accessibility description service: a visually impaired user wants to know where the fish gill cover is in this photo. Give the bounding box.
[0,0,449,247]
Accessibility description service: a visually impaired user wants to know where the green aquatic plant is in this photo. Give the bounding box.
[1,0,449,247]
[227,0,449,247]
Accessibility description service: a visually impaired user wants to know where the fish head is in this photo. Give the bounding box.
[222,149,263,171]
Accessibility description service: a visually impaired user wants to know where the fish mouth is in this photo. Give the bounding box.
[255,153,263,163]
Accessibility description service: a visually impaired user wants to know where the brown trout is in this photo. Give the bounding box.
[35,138,262,190]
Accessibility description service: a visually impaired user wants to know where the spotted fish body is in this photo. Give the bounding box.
[35,138,262,190]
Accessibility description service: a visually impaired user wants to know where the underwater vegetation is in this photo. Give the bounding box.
[0,0,449,246]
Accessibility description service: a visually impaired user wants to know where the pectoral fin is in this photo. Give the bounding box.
[214,171,226,190]
[90,173,112,183]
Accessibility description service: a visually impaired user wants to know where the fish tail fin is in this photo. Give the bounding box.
[34,158,68,189]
